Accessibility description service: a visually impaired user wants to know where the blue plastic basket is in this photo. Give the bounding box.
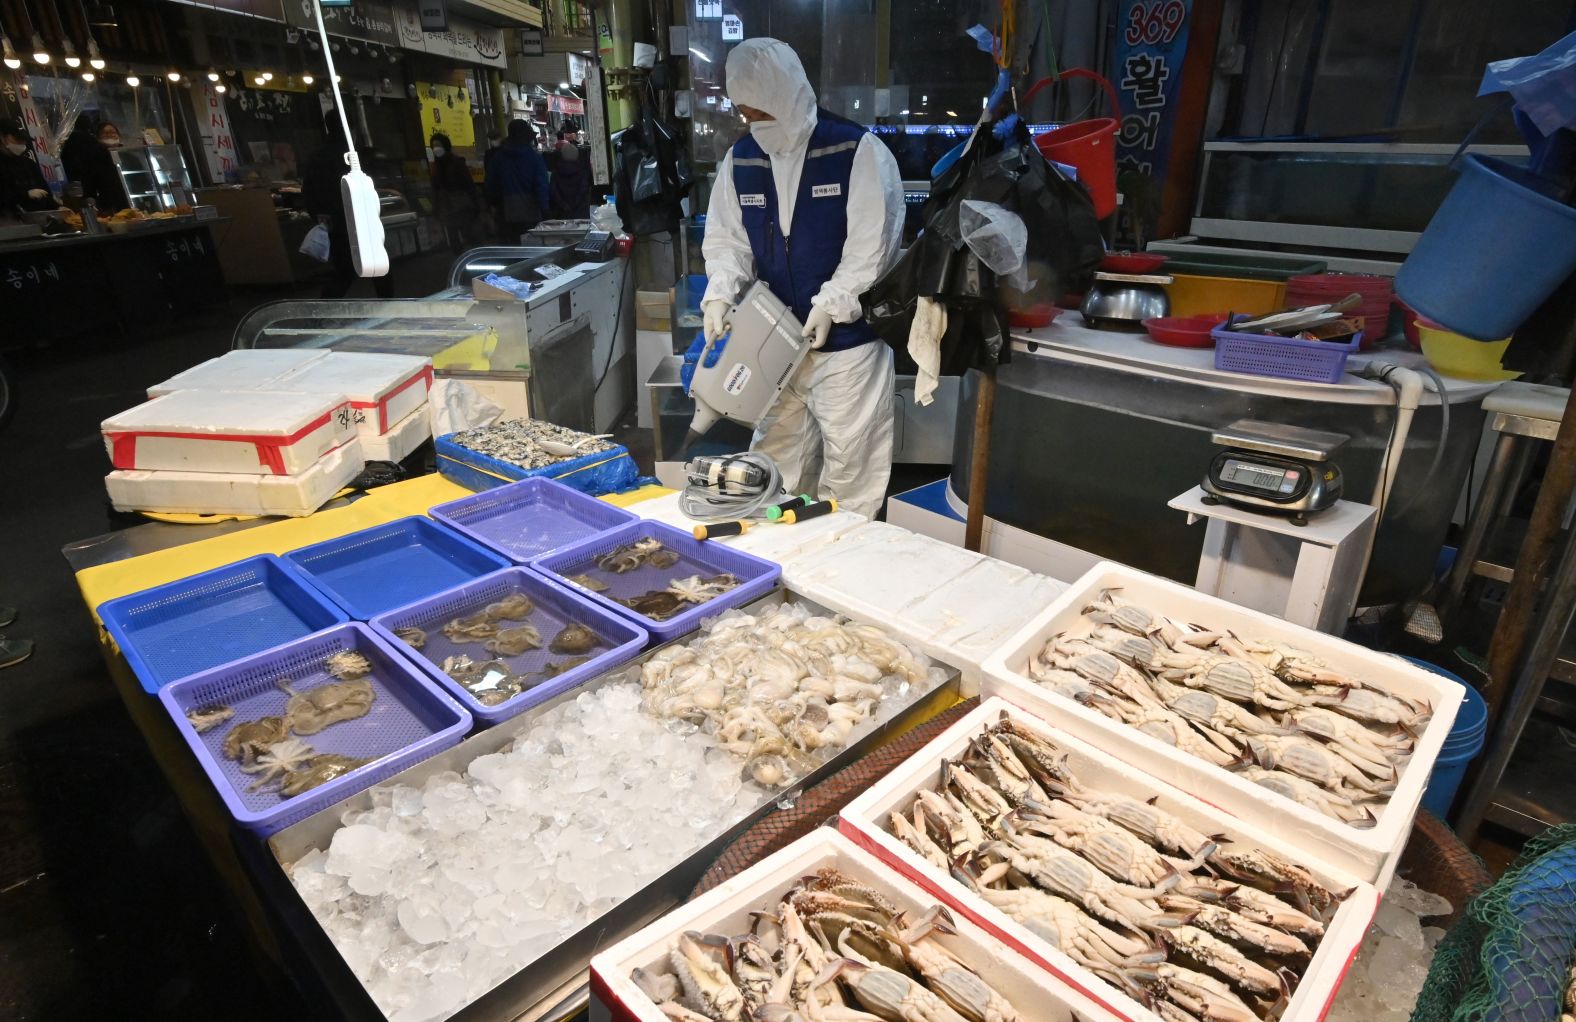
[434,433,639,495]
[285,517,511,621]
[158,622,471,835]
[369,567,647,725]
[531,520,781,642]
[1212,322,1363,384]
[99,554,350,694]
[429,477,639,565]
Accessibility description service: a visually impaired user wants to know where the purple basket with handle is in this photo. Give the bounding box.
[368,567,647,726]
[158,622,471,835]
[530,520,781,643]
[429,477,639,565]
[1212,321,1364,384]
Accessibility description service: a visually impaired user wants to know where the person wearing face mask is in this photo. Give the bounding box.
[700,38,905,520]
[429,131,479,252]
[0,119,56,215]
[60,116,127,213]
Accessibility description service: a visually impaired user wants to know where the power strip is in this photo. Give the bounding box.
[341,155,388,278]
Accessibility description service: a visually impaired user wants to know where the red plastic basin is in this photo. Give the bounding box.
[1143,314,1226,348]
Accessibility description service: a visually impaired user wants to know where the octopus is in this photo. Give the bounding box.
[185,704,234,733]
[541,655,593,679]
[484,624,543,657]
[549,622,598,655]
[648,549,682,570]
[442,654,477,681]
[222,715,288,764]
[284,679,376,736]
[278,754,372,797]
[597,537,665,574]
[619,590,685,622]
[567,573,610,593]
[393,626,427,650]
[484,592,534,622]
[240,737,316,791]
[666,573,741,604]
[324,650,372,680]
[442,611,499,643]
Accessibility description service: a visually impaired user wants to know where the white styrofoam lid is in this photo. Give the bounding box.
[148,349,329,393]
[103,389,349,435]
[267,352,431,402]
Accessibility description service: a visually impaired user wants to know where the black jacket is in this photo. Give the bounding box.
[0,149,54,214]
[60,128,125,212]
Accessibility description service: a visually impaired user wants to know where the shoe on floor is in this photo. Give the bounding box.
[0,638,33,668]
[0,606,15,628]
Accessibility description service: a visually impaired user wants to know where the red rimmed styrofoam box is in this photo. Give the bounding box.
[146,348,329,397]
[590,827,1125,1022]
[837,697,1379,1022]
[268,351,433,440]
[105,438,365,517]
[102,389,357,476]
[980,561,1463,887]
[357,404,431,464]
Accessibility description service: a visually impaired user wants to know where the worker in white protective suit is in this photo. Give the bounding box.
[701,38,906,520]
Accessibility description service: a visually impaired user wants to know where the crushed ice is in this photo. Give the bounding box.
[1326,875,1453,1022]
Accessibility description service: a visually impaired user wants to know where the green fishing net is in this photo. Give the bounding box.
[1413,824,1576,1022]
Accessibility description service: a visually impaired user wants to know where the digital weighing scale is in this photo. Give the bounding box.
[1201,420,1347,525]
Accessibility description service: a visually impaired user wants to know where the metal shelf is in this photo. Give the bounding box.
[1485,715,1576,837]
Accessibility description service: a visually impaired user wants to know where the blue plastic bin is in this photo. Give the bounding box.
[429,477,638,565]
[531,520,781,642]
[159,622,471,835]
[99,554,349,694]
[1397,155,1576,340]
[1213,322,1363,384]
[1402,656,1489,818]
[285,517,511,620]
[434,433,639,495]
[370,568,647,725]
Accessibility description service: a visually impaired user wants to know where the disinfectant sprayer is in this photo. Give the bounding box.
[684,282,810,445]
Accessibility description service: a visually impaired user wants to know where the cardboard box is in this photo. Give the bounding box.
[103,389,357,476]
[634,289,671,332]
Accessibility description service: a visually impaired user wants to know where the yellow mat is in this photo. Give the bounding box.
[75,477,673,617]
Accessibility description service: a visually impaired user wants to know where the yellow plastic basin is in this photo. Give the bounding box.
[1166,273,1287,317]
[1418,320,1519,381]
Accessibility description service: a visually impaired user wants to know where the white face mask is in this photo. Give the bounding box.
[4,142,25,156]
[432,145,447,157]
[748,118,793,155]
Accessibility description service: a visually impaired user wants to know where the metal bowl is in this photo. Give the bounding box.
[1081,273,1172,329]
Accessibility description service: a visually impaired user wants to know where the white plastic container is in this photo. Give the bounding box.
[980,561,1464,886]
[838,697,1378,1022]
[105,440,364,517]
[147,348,328,397]
[269,352,433,438]
[357,403,431,464]
[590,828,1123,1022]
[102,389,357,476]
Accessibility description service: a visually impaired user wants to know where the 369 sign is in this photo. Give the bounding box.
[1124,0,1186,46]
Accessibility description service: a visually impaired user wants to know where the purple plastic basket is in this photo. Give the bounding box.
[429,477,639,565]
[1212,323,1364,384]
[369,567,648,725]
[158,622,471,835]
[530,520,782,642]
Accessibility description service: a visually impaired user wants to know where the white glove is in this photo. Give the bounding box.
[27,189,47,200]
[802,306,835,350]
[702,299,732,344]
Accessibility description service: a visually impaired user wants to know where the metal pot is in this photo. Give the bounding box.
[1081,271,1173,329]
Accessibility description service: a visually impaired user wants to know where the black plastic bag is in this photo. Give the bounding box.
[613,86,694,236]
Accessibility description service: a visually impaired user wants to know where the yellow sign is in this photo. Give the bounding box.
[417,81,475,148]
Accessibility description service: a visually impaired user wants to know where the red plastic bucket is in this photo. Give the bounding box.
[1023,69,1121,218]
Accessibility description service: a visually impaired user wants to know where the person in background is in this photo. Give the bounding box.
[428,131,478,252]
[0,119,57,215]
[302,110,395,299]
[549,131,592,220]
[60,116,126,212]
[486,119,550,243]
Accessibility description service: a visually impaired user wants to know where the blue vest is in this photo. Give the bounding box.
[730,110,878,353]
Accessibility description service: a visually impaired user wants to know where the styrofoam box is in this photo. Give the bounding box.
[980,561,1464,886]
[147,348,328,397]
[269,352,433,438]
[357,403,430,464]
[838,697,1378,1022]
[102,389,357,476]
[589,828,1125,1022]
[106,440,364,517]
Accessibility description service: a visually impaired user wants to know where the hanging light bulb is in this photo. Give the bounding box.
[167,70,180,81]
[125,74,139,86]
[63,39,80,67]
[301,72,314,85]
[207,69,219,82]
[87,37,105,70]
[1,36,20,69]
[215,82,226,93]
[31,33,51,64]
[81,71,94,82]
[254,74,265,86]
[262,71,272,80]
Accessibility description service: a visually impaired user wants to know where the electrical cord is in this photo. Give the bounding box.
[592,255,632,396]
[677,451,785,524]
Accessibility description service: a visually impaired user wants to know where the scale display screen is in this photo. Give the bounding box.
[1220,458,1300,494]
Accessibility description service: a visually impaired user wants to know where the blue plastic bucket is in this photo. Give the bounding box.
[1401,656,1488,818]
[1396,155,1576,340]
